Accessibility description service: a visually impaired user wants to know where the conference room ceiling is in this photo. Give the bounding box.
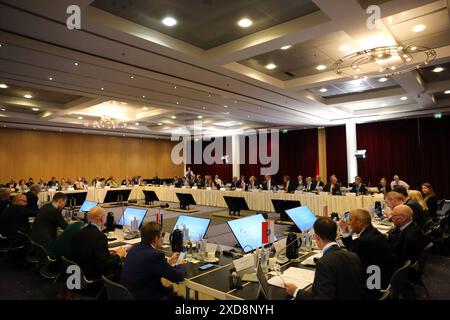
[0,0,450,138]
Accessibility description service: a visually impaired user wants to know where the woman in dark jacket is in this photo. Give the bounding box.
[421,183,438,217]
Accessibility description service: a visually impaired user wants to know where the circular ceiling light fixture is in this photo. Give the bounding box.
[237,18,252,28]
[162,17,177,27]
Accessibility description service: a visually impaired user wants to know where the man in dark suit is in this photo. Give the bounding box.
[236,175,247,190]
[323,175,342,195]
[0,188,10,216]
[0,194,36,236]
[387,205,424,268]
[25,184,41,211]
[339,208,395,294]
[121,222,185,300]
[31,192,68,249]
[285,217,364,300]
[304,177,316,192]
[193,174,205,188]
[261,175,276,191]
[350,176,368,195]
[70,206,126,280]
[282,175,295,193]
[47,177,59,187]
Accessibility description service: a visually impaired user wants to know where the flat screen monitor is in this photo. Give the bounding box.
[175,193,196,209]
[271,199,301,221]
[79,200,97,212]
[65,192,88,207]
[285,206,318,233]
[172,215,211,241]
[120,207,147,230]
[103,189,131,203]
[143,190,159,204]
[227,214,269,253]
[223,196,250,215]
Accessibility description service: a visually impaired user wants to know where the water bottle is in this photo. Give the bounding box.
[259,249,268,273]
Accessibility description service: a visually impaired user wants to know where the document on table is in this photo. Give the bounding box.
[268,267,315,290]
[300,252,322,266]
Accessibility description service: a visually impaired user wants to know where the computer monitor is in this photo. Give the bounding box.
[65,192,88,207]
[103,189,131,203]
[175,193,196,210]
[172,215,211,241]
[227,214,269,253]
[256,262,270,300]
[223,196,250,215]
[120,207,147,230]
[271,199,301,221]
[143,190,159,205]
[79,200,97,212]
[285,206,318,233]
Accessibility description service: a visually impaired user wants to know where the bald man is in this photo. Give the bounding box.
[0,194,36,237]
[339,209,395,293]
[70,206,126,280]
[387,205,424,268]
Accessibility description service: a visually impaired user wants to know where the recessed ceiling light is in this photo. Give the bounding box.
[400,96,408,101]
[176,101,179,105]
[142,107,148,110]
[171,115,176,119]
[280,45,291,50]
[378,77,388,82]
[234,100,238,103]
[32,107,39,111]
[247,115,250,118]
[339,44,351,52]
[78,116,83,120]
[197,115,203,119]
[319,88,328,93]
[157,122,163,126]
[0,84,8,89]
[237,18,252,28]
[130,75,134,79]
[265,63,276,70]
[174,86,177,89]
[24,94,33,99]
[202,106,206,110]
[412,24,426,33]
[48,77,53,81]
[316,64,327,71]
[410,46,417,51]
[390,66,396,70]
[101,87,104,91]
[142,95,146,98]
[1,108,5,111]
[444,90,450,94]
[224,105,228,108]
[432,66,444,73]
[162,17,177,27]
[74,62,79,66]
[135,122,139,126]
[264,119,268,122]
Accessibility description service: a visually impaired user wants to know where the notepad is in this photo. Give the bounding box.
[268,267,315,290]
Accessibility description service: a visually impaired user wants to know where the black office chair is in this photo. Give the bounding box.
[416,242,434,281]
[0,233,24,256]
[29,240,60,281]
[60,256,104,300]
[422,218,434,234]
[102,276,134,300]
[16,231,39,265]
[380,260,412,300]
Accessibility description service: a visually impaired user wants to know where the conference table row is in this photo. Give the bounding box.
[37,186,385,215]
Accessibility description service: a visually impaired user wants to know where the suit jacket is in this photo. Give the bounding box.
[388,222,424,268]
[70,224,121,280]
[305,182,317,192]
[350,183,368,195]
[283,181,296,193]
[405,199,426,227]
[315,181,325,189]
[295,245,364,300]
[323,183,342,195]
[262,179,276,191]
[121,243,185,300]
[235,179,248,190]
[0,199,9,216]
[0,205,37,237]
[31,203,67,248]
[341,225,395,290]
[25,191,39,211]
[425,195,438,217]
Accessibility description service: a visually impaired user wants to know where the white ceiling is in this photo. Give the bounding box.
[0,0,449,138]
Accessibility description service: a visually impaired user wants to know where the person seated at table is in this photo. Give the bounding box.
[285,217,364,300]
[248,176,258,190]
[105,176,117,187]
[304,177,316,192]
[7,179,18,190]
[261,175,275,191]
[339,208,395,295]
[213,175,223,189]
[121,176,132,186]
[230,176,238,188]
[121,222,185,300]
[390,175,409,190]
[31,192,68,249]
[91,176,100,187]
[282,175,295,193]
[323,175,342,195]
[387,205,424,268]
[408,190,430,220]
[47,177,59,188]
[193,174,204,188]
[387,187,426,227]
[0,188,11,216]
[74,177,85,190]
[203,175,212,188]
[314,175,324,190]
[172,176,182,188]
[38,178,47,189]
[26,178,34,188]
[51,221,86,258]
[25,184,41,211]
[296,175,304,190]
[421,183,438,218]
[377,177,391,194]
[236,175,247,190]
[60,178,69,190]
[70,206,126,280]
[184,167,194,181]
[0,194,37,237]
[16,179,27,193]
[350,176,367,195]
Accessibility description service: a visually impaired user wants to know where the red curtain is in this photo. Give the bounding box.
[325,125,348,185]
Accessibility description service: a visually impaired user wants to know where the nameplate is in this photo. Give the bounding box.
[294,190,303,194]
[220,188,226,191]
[120,185,127,188]
[346,193,356,197]
[319,192,328,196]
[181,186,186,189]
[273,238,286,253]
[233,254,255,272]
[205,243,218,253]
[251,189,259,192]
[68,187,75,191]
[88,187,94,190]
[235,188,242,191]
[206,187,212,190]
[192,186,198,189]
[105,186,111,189]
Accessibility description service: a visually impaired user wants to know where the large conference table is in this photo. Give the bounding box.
[38,186,384,215]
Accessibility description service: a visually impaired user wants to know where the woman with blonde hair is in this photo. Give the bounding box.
[408,190,428,212]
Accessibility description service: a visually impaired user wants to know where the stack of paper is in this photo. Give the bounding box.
[268,267,315,289]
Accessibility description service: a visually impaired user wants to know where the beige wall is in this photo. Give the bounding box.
[0,128,183,182]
